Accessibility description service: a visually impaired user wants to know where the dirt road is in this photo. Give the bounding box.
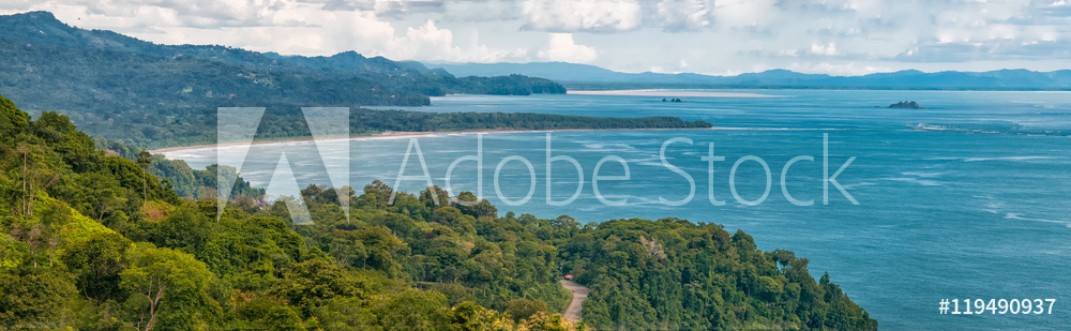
[560,280,590,322]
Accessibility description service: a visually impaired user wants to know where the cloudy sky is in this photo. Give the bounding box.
[3,0,1070,75]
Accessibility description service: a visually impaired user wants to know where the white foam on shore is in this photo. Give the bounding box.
[153,126,847,158]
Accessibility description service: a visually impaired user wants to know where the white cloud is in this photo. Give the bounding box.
[521,0,644,32]
[520,0,715,32]
[809,42,838,56]
[308,14,528,62]
[655,0,713,31]
[538,33,598,63]
[0,1,528,63]
[2,0,1069,74]
[395,20,528,62]
[786,62,892,76]
[306,0,445,17]
[443,0,518,22]
[713,0,776,29]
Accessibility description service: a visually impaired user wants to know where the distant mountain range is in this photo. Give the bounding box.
[0,11,563,113]
[0,11,577,147]
[427,62,1071,91]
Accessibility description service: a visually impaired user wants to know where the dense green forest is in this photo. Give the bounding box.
[0,93,875,329]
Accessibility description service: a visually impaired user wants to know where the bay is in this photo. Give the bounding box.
[163,89,1071,330]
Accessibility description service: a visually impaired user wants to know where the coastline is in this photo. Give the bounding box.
[151,127,715,156]
[568,89,778,98]
[153,125,853,156]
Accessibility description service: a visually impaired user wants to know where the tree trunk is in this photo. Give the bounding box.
[27,175,33,218]
[140,277,165,331]
[21,151,28,217]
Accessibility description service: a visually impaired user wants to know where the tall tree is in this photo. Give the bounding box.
[120,243,220,331]
[136,151,153,200]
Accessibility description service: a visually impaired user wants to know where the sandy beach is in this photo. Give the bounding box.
[151,126,858,157]
[151,127,716,156]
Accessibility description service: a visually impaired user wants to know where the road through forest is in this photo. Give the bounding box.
[560,280,590,322]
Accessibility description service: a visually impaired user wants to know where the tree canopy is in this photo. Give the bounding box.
[0,94,874,330]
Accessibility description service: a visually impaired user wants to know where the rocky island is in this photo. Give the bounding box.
[889,100,922,109]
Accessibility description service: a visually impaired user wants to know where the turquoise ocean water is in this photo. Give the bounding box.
[165,90,1071,330]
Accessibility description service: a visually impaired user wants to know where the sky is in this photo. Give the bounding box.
[2,0,1070,76]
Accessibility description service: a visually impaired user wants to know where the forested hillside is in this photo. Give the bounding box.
[0,12,716,149]
[0,94,875,329]
[0,11,564,109]
[0,11,572,148]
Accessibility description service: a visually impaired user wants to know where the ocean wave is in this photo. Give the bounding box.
[910,123,1002,135]
[981,200,1004,214]
[588,194,664,207]
[963,156,1052,162]
[624,156,661,164]
[712,126,849,131]
[900,171,946,178]
[581,142,638,152]
[841,181,876,190]
[634,161,665,167]
[880,177,943,186]
[1004,213,1071,227]
[910,122,1071,137]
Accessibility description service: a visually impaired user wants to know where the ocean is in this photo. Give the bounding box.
[163,89,1071,330]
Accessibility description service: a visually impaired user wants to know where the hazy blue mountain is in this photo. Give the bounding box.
[0,11,564,113]
[427,62,629,82]
[0,11,578,147]
[428,62,1071,90]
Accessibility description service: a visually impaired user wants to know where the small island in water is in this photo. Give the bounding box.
[888,100,922,109]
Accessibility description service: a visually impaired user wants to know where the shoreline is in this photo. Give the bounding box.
[153,125,853,156]
[567,89,778,98]
[152,127,714,155]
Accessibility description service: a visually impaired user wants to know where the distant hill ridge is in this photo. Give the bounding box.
[427,62,1071,91]
[0,11,564,113]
